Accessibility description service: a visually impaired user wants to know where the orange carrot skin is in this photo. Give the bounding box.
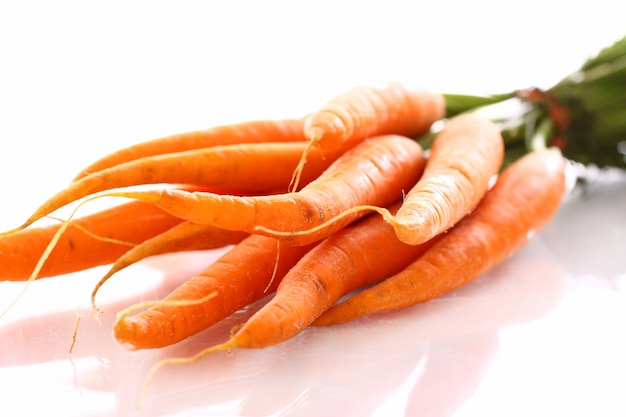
[229,202,440,349]
[0,201,183,281]
[113,235,316,350]
[304,83,445,147]
[314,148,567,326]
[112,135,426,245]
[393,113,505,245]
[17,142,349,232]
[74,118,306,180]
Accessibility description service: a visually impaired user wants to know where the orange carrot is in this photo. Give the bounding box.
[386,113,504,244]
[97,135,426,246]
[113,234,316,350]
[313,148,567,326]
[0,201,183,281]
[189,201,439,351]
[90,221,248,311]
[304,83,445,147]
[291,83,444,190]
[4,141,349,234]
[268,113,504,246]
[73,118,307,180]
[138,201,439,401]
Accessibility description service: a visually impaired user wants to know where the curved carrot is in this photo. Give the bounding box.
[4,141,349,235]
[313,148,567,326]
[98,135,426,246]
[269,113,504,246]
[291,83,444,190]
[113,234,316,350]
[91,221,248,312]
[388,113,504,244]
[73,118,306,180]
[304,83,445,147]
[0,201,183,281]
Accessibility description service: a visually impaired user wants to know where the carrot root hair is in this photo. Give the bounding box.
[252,204,395,240]
[138,328,237,408]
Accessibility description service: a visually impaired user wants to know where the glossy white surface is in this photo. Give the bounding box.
[1,2,624,416]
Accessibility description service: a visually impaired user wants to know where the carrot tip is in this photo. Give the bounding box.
[0,223,28,237]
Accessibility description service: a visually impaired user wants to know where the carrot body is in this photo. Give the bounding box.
[290,83,443,190]
[0,201,183,280]
[73,118,306,180]
[91,221,248,310]
[101,135,426,245]
[9,142,349,233]
[388,113,505,244]
[113,235,316,350]
[213,202,439,350]
[304,83,445,147]
[313,148,567,326]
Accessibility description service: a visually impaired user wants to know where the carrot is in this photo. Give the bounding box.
[290,83,444,190]
[202,202,439,348]
[138,201,439,401]
[73,118,307,180]
[386,113,504,244]
[313,148,567,326]
[304,83,445,147]
[3,141,349,235]
[90,221,248,312]
[113,234,316,350]
[0,201,184,281]
[95,135,426,246]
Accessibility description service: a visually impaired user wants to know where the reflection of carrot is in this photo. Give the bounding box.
[90,221,248,312]
[0,201,182,281]
[7,142,348,234]
[113,234,316,350]
[314,148,566,325]
[73,118,306,180]
[97,135,426,245]
[291,83,444,190]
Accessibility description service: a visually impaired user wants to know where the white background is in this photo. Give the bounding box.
[0,1,625,416]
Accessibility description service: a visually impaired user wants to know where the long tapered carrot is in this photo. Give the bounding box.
[90,221,248,312]
[3,141,349,235]
[304,83,445,147]
[0,201,183,281]
[313,148,567,326]
[290,83,444,190]
[96,135,426,246]
[73,118,307,180]
[113,234,317,350]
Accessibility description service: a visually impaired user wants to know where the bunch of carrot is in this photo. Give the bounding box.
[1,81,570,400]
